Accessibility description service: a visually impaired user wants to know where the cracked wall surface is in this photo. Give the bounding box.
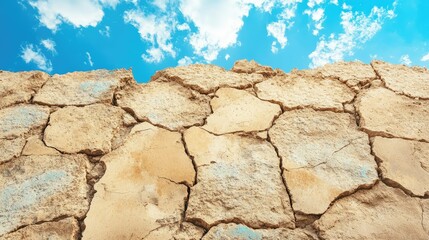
[0,59,428,239]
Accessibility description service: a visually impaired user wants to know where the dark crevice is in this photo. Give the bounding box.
[266,132,297,226]
[2,215,73,237]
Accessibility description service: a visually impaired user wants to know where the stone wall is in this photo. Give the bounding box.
[0,60,428,239]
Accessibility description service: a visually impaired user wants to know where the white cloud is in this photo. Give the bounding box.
[304,8,325,35]
[267,21,287,52]
[99,26,110,37]
[99,0,120,7]
[152,0,167,11]
[330,0,338,5]
[178,56,193,66]
[21,44,53,72]
[124,9,176,63]
[225,54,230,60]
[28,0,105,31]
[307,0,324,8]
[421,52,429,62]
[400,54,411,66]
[86,52,94,66]
[342,3,352,10]
[309,5,396,68]
[177,23,190,31]
[40,39,56,53]
[180,0,255,62]
[271,42,278,53]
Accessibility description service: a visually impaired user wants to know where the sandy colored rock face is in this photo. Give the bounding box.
[0,71,50,109]
[357,87,429,141]
[44,104,124,155]
[152,64,265,93]
[373,137,429,196]
[0,137,25,164]
[22,136,60,156]
[231,59,275,77]
[202,223,316,240]
[317,61,376,87]
[0,105,50,139]
[0,218,79,240]
[372,60,429,99]
[33,69,132,106]
[116,81,211,130]
[423,200,429,236]
[83,123,194,240]
[256,75,354,111]
[0,155,88,236]
[269,109,378,215]
[184,127,294,229]
[315,183,428,240]
[203,88,281,134]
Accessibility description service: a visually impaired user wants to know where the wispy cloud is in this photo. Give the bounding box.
[421,52,429,62]
[178,56,193,66]
[85,52,94,66]
[309,4,396,68]
[21,44,53,72]
[41,39,56,53]
[400,54,411,66]
[99,26,110,37]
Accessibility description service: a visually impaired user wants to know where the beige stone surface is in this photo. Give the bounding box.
[22,136,60,156]
[203,223,316,240]
[231,59,276,77]
[356,87,429,141]
[0,105,50,139]
[0,155,89,236]
[44,104,125,155]
[142,222,205,240]
[315,183,428,240]
[373,137,429,196]
[83,122,194,240]
[317,61,376,87]
[184,127,294,229]
[256,75,354,111]
[269,109,378,215]
[33,69,132,106]
[152,64,265,93]
[0,137,25,164]
[0,217,79,240]
[0,71,50,109]
[203,88,281,134]
[116,80,211,130]
[372,60,429,99]
[423,200,429,236]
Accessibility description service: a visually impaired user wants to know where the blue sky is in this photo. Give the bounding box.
[1,0,428,83]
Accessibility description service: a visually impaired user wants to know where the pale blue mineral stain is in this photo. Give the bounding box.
[218,225,263,240]
[0,170,72,234]
[360,166,369,178]
[0,106,48,135]
[79,80,116,98]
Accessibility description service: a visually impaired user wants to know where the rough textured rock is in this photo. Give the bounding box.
[152,64,265,93]
[33,69,132,106]
[2,60,429,238]
[231,59,276,77]
[357,87,429,141]
[203,88,281,134]
[372,60,429,99]
[22,136,60,156]
[269,109,378,215]
[0,218,79,240]
[0,105,50,139]
[0,71,50,109]
[316,61,376,87]
[116,80,211,130]
[83,122,194,239]
[256,75,354,111]
[373,137,429,196]
[203,223,316,240]
[315,183,429,240]
[0,137,25,164]
[44,104,125,155]
[184,127,294,229]
[0,155,88,236]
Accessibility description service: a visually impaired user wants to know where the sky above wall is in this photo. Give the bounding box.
[1,0,428,83]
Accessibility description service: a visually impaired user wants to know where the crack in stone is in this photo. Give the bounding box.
[2,215,75,237]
